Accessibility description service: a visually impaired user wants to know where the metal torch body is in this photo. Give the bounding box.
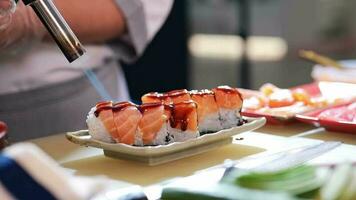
[22,0,85,62]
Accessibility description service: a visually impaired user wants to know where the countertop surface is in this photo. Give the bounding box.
[30,122,356,189]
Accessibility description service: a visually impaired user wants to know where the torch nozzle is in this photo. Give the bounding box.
[24,0,85,62]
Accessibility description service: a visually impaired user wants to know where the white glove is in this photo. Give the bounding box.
[0,0,46,54]
[0,0,15,30]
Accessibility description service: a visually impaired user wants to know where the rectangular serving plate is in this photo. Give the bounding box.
[66,117,266,166]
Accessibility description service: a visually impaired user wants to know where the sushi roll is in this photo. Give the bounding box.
[86,101,115,143]
[86,101,143,145]
[112,102,143,146]
[87,85,245,146]
[138,102,170,145]
[165,89,191,104]
[212,86,244,129]
[190,90,222,133]
[166,101,199,142]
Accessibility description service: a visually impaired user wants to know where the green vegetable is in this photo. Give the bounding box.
[222,165,322,197]
[161,183,297,200]
[161,164,356,200]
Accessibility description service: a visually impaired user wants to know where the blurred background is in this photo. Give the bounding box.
[123,0,356,102]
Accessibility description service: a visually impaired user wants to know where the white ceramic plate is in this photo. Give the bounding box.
[66,117,266,165]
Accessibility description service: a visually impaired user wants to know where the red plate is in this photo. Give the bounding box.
[290,82,321,96]
[241,82,356,125]
[295,102,356,134]
[293,109,321,126]
[241,110,293,125]
[0,121,8,150]
[241,82,320,125]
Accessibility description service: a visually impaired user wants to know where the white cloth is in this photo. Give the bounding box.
[0,0,173,95]
[0,143,107,200]
[140,0,174,41]
[311,60,356,84]
[0,44,115,94]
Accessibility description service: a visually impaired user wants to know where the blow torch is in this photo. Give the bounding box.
[15,0,85,62]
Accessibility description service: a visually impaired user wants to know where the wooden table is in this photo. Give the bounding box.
[30,123,356,189]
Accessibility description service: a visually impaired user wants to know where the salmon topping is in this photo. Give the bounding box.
[139,103,167,144]
[213,86,243,109]
[191,90,219,122]
[95,101,119,140]
[113,104,142,145]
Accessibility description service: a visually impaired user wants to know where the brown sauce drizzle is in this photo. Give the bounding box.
[95,101,166,117]
[112,102,136,113]
[143,89,192,105]
[166,101,197,131]
[94,101,113,117]
[94,101,137,117]
[96,101,112,107]
[166,89,191,104]
[138,102,164,113]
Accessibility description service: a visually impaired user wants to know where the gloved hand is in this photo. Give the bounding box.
[0,0,15,30]
[0,0,46,53]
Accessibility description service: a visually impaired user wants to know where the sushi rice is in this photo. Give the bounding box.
[168,127,199,143]
[138,123,170,146]
[198,113,222,133]
[219,108,242,129]
[86,106,114,143]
